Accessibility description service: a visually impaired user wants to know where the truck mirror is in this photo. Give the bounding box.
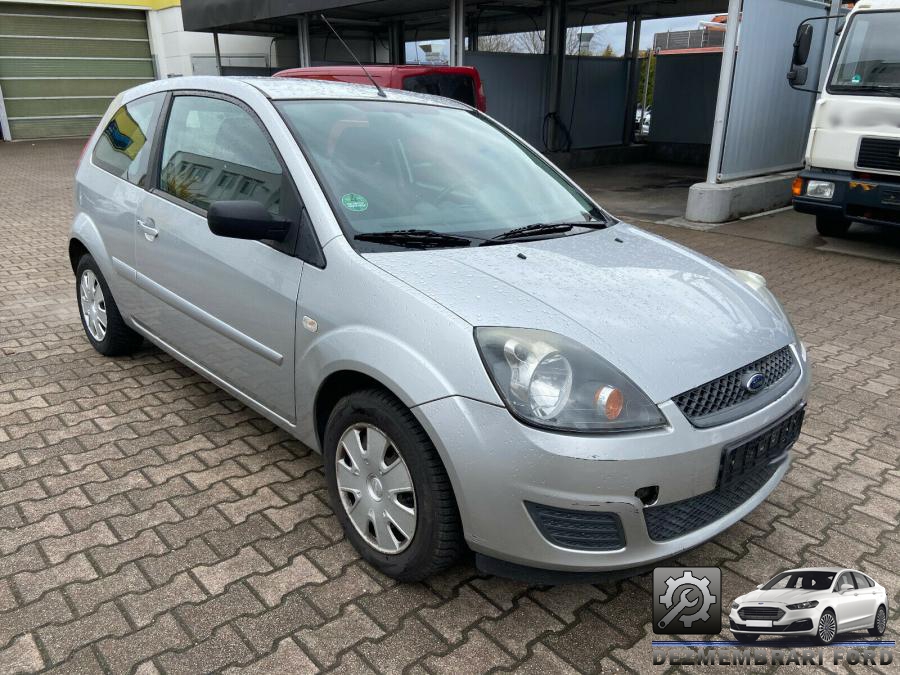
[787,65,809,87]
[793,23,814,66]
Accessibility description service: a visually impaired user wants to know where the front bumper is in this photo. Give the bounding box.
[413,345,810,573]
[794,168,900,228]
[730,607,819,636]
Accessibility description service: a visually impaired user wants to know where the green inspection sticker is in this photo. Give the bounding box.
[341,193,369,212]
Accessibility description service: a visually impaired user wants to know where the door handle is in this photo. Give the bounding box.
[137,217,159,241]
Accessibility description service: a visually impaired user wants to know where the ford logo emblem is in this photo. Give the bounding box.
[742,372,767,394]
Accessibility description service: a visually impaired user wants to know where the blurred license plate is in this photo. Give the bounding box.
[746,620,773,628]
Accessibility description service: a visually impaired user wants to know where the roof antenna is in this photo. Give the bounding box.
[319,14,387,98]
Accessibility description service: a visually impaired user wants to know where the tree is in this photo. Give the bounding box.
[601,43,615,57]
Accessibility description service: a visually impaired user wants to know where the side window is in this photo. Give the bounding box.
[92,93,164,186]
[837,573,856,590]
[852,572,871,588]
[158,95,283,215]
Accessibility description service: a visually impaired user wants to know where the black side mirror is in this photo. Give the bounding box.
[207,200,289,241]
[793,23,814,66]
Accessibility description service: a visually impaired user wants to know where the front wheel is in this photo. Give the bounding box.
[815,609,838,645]
[322,388,464,581]
[869,606,887,637]
[733,633,759,644]
[815,215,851,237]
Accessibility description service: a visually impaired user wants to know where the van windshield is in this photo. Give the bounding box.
[830,11,900,94]
[275,100,604,249]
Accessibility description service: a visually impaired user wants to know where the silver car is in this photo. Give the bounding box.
[70,76,809,581]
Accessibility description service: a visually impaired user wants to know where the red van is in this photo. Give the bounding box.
[274,65,486,112]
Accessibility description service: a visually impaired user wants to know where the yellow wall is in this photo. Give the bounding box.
[0,0,181,10]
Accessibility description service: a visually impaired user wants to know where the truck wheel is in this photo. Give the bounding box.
[815,215,851,237]
[76,255,143,356]
[323,388,464,581]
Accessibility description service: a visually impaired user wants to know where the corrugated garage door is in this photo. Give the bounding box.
[0,2,154,140]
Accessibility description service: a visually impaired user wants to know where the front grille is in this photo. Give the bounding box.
[525,502,625,551]
[738,607,786,621]
[858,137,900,172]
[731,618,810,632]
[673,346,797,427]
[644,460,781,542]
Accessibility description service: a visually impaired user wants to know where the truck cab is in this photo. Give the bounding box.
[790,0,900,236]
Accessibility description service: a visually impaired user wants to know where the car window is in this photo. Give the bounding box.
[158,95,283,215]
[852,572,871,588]
[762,571,835,590]
[402,74,476,107]
[92,93,164,187]
[836,573,857,590]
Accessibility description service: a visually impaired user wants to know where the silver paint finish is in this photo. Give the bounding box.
[71,76,811,573]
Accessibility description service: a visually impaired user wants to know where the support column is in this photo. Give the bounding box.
[706,0,741,183]
[449,0,465,66]
[467,14,479,52]
[213,32,222,75]
[298,15,311,68]
[622,11,641,146]
[389,21,406,64]
[545,0,567,151]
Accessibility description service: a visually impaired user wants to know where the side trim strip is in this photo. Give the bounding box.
[134,270,284,366]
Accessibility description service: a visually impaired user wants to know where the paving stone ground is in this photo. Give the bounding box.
[1,139,899,674]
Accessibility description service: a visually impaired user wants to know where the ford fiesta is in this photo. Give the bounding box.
[69,76,809,581]
[730,568,888,644]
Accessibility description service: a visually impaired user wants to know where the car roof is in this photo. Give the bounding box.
[119,75,471,110]
[779,567,843,574]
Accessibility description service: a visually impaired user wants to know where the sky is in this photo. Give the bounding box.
[405,14,716,62]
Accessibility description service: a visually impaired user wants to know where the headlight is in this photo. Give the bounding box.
[806,180,835,199]
[474,327,666,432]
[731,269,767,292]
[787,600,819,610]
[731,602,740,609]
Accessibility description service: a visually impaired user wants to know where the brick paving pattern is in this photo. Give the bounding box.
[1,139,898,673]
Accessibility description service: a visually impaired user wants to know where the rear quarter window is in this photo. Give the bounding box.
[92,93,164,187]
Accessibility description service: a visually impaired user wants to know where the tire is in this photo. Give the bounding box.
[815,609,838,645]
[816,215,851,237]
[869,605,887,637]
[733,633,759,644]
[75,254,143,356]
[323,388,464,581]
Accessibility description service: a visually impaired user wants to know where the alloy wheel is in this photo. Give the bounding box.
[79,269,107,342]
[818,612,836,643]
[876,607,887,633]
[335,423,417,554]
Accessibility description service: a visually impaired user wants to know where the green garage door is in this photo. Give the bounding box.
[0,2,154,140]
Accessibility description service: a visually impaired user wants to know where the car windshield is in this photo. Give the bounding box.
[762,571,835,591]
[830,11,900,94]
[275,100,603,248]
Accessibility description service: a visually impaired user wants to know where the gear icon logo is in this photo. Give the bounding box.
[653,567,722,635]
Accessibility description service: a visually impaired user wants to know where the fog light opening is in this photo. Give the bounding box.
[635,485,659,506]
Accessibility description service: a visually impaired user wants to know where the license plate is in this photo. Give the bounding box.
[718,407,804,488]
[746,620,773,628]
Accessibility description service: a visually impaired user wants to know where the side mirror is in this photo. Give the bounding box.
[840,583,854,593]
[756,584,763,590]
[793,23,814,66]
[207,200,289,242]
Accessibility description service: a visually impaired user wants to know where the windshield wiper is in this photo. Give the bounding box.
[354,229,475,249]
[485,220,606,243]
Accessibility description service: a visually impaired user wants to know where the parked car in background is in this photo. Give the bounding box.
[275,64,487,112]
[730,568,888,645]
[70,76,808,582]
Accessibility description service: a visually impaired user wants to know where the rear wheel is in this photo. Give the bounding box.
[76,255,143,356]
[815,215,851,237]
[815,609,838,645]
[869,606,887,637]
[733,633,759,644]
[323,388,464,581]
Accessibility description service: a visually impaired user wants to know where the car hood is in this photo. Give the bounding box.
[363,223,795,403]
[738,588,829,605]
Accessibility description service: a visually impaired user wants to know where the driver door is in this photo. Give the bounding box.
[132,93,303,424]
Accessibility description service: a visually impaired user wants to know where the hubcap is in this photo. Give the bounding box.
[877,608,886,632]
[79,270,107,342]
[819,613,836,642]
[335,423,417,554]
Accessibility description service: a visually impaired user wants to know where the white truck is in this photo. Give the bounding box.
[789,0,900,236]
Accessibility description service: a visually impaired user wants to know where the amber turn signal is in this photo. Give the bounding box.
[791,176,804,197]
[594,386,624,420]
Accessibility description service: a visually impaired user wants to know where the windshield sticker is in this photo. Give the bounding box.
[851,74,862,84]
[341,193,369,212]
